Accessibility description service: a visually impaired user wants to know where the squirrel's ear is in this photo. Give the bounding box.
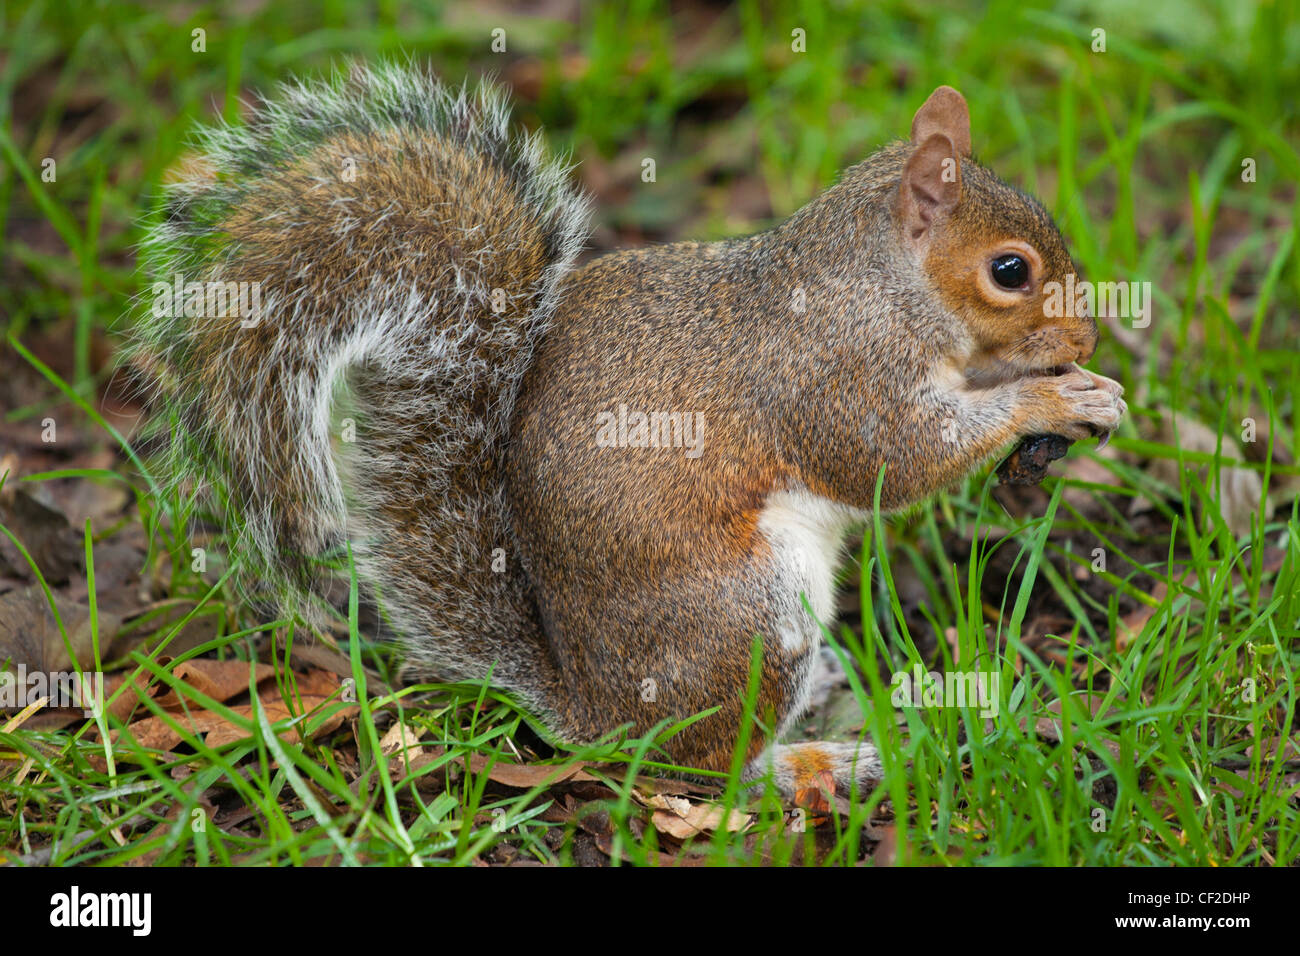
[911,86,972,157]
[898,132,962,250]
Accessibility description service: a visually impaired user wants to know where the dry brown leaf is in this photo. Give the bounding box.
[0,586,122,675]
[152,658,275,709]
[0,487,82,584]
[648,795,750,840]
[380,721,424,760]
[465,755,598,789]
[122,692,352,751]
[113,666,353,753]
[646,793,692,815]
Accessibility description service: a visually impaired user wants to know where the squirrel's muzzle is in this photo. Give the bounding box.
[1077,319,1100,364]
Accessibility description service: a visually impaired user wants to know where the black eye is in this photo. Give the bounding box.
[991,254,1030,289]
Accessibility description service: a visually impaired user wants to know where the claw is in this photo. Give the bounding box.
[1096,430,1111,451]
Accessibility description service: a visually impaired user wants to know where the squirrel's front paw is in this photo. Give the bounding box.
[1020,366,1126,442]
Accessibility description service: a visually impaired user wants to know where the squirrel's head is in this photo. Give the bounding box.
[897,86,1099,383]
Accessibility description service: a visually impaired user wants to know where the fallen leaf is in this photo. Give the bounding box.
[0,487,83,584]
[121,692,352,751]
[465,755,598,789]
[152,658,275,709]
[648,795,750,840]
[380,720,424,761]
[0,586,121,676]
[111,665,354,753]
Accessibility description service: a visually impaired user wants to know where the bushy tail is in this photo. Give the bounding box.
[130,63,589,688]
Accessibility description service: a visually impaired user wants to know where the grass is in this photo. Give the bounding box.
[0,0,1297,866]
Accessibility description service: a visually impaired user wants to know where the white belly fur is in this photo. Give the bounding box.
[756,487,869,653]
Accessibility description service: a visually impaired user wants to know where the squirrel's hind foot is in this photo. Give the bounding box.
[747,740,883,799]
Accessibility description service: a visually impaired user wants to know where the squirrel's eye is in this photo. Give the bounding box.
[990,254,1030,289]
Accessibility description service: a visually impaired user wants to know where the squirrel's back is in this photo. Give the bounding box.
[130,64,589,702]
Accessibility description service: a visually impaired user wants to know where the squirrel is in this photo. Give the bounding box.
[130,62,1125,796]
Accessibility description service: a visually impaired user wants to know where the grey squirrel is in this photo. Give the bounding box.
[131,62,1125,796]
